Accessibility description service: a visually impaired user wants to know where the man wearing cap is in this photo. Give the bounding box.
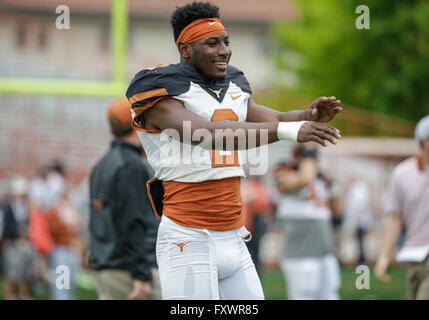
[126,2,342,299]
[375,115,429,300]
[88,97,160,300]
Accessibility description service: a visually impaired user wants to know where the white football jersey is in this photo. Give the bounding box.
[127,63,251,182]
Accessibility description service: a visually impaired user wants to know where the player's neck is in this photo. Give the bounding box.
[121,133,141,147]
[180,59,222,84]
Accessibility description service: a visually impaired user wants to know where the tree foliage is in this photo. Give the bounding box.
[273,0,429,121]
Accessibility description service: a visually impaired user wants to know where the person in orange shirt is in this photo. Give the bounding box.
[126,2,342,299]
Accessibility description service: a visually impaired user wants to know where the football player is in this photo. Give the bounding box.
[274,143,341,299]
[126,1,342,300]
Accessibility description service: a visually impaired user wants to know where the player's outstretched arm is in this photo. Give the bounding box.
[275,158,318,193]
[246,96,342,123]
[144,98,341,149]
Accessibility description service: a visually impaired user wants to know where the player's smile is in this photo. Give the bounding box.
[214,60,228,72]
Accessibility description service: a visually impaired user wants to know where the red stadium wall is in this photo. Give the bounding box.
[0,95,114,194]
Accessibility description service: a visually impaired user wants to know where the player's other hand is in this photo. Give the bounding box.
[297,121,341,147]
[307,96,342,123]
[127,280,152,300]
[374,255,392,283]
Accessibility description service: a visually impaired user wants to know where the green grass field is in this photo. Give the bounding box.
[0,266,407,300]
[261,266,408,300]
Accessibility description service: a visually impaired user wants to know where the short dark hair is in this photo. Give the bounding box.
[294,144,318,159]
[170,1,220,42]
[109,120,133,138]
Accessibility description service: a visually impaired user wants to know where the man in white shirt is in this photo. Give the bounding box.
[375,115,429,299]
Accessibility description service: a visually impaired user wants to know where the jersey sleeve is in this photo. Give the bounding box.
[126,64,187,131]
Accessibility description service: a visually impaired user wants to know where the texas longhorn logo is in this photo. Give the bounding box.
[172,241,192,252]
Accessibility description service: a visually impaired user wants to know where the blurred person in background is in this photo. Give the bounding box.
[88,97,161,300]
[27,163,66,297]
[274,143,340,300]
[341,176,373,265]
[324,175,344,262]
[68,177,92,267]
[28,161,66,214]
[47,160,67,207]
[28,166,55,213]
[241,175,273,274]
[375,115,429,300]
[0,177,36,300]
[46,185,84,300]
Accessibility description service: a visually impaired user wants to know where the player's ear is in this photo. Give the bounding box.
[178,42,192,59]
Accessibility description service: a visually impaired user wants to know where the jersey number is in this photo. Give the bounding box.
[210,109,240,168]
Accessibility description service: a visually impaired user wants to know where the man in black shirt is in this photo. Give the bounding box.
[89,97,160,300]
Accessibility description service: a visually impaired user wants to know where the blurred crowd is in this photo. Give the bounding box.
[0,160,88,300]
[0,152,403,300]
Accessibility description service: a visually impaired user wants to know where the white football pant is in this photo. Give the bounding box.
[156,215,265,300]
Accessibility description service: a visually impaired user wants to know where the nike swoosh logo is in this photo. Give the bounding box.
[231,95,241,100]
[209,21,217,25]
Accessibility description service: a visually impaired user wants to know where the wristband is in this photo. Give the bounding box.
[277,121,307,142]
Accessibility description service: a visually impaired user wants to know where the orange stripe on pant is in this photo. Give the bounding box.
[162,177,244,231]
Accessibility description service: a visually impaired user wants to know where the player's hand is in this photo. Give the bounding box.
[297,121,341,147]
[306,96,342,123]
[127,280,152,300]
[374,255,392,283]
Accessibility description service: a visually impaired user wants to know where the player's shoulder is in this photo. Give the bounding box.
[227,65,252,95]
[227,65,245,77]
[133,63,180,79]
[126,63,190,104]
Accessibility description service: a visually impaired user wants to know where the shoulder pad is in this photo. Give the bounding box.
[227,65,252,95]
[126,64,190,108]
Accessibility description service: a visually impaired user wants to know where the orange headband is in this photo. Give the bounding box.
[176,18,227,47]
